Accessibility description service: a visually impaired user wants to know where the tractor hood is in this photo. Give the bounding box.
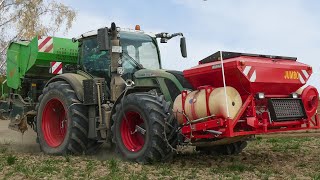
[134,69,192,89]
[134,69,171,79]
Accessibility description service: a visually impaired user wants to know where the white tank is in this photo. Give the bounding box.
[173,87,242,124]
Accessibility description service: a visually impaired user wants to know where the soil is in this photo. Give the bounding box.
[1,120,320,179]
[0,120,39,154]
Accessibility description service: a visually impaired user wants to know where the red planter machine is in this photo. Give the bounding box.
[179,51,319,141]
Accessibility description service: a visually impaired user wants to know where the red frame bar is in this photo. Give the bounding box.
[182,119,224,133]
[180,91,320,141]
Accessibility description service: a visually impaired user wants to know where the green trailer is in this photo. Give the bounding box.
[6,36,78,90]
[2,36,78,131]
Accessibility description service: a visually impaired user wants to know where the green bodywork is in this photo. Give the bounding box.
[6,36,78,90]
[134,69,185,102]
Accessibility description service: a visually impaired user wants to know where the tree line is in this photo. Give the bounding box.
[0,0,76,74]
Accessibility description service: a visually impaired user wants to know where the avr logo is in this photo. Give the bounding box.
[284,71,299,79]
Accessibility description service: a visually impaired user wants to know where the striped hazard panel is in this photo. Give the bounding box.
[50,62,63,74]
[242,65,310,84]
[242,66,257,82]
[298,70,310,84]
[38,36,53,53]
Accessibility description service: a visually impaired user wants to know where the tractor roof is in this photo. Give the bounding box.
[77,28,155,40]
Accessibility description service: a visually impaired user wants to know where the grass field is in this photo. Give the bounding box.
[1,134,320,180]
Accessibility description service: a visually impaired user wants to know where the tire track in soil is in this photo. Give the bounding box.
[1,118,320,153]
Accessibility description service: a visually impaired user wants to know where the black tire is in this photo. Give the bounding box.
[197,141,247,155]
[111,92,178,163]
[86,140,103,155]
[36,81,100,155]
[221,141,247,155]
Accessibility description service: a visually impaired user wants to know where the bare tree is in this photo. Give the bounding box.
[0,0,76,74]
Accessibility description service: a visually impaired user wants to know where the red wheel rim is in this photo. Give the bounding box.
[301,86,319,117]
[120,111,145,152]
[42,98,67,148]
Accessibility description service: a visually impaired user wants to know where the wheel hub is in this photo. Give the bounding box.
[42,98,67,148]
[131,125,146,135]
[120,111,146,152]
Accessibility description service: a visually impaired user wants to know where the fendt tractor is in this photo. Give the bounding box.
[1,22,319,163]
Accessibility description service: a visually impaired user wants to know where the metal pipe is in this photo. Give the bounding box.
[182,114,216,126]
[206,129,222,135]
[219,51,230,118]
[96,82,103,126]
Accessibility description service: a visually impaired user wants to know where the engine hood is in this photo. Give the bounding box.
[134,69,193,89]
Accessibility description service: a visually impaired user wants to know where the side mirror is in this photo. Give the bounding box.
[71,38,78,43]
[180,37,187,58]
[97,27,110,51]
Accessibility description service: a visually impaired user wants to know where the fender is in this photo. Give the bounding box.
[110,86,159,116]
[45,73,90,101]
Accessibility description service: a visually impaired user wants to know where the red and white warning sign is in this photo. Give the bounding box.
[50,62,63,74]
[242,66,257,82]
[38,36,53,53]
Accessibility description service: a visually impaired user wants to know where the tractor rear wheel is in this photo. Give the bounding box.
[111,92,177,163]
[36,81,100,155]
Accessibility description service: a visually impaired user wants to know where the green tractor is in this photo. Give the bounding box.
[4,22,192,163]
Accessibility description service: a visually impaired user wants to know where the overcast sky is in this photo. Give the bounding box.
[57,0,320,89]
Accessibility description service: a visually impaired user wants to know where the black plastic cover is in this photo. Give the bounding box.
[199,51,297,64]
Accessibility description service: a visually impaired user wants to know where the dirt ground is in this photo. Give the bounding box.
[0,120,39,154]
[2,119,320,179]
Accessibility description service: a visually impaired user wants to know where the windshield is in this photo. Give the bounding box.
[79,31,160,81]
[120,31,160,70]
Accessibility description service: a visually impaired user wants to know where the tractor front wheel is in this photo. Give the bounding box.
[111,92,177,163]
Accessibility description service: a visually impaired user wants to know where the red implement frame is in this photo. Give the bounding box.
[180,87,320,140]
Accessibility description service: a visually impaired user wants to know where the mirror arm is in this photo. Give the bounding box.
[170,32,184,38]
[155,31,187,58]
[155,32,184,39]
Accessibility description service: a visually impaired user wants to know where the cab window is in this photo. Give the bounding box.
[80,37,110,81]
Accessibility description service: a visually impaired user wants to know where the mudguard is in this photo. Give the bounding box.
[45,72,90,101]
[110,86,158,116]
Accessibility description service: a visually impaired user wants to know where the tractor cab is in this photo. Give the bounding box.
[75,24,188,102]
[78,30,162,82]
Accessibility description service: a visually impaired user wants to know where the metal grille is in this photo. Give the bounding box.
[83,78,106,105]
[268,98,306,121]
